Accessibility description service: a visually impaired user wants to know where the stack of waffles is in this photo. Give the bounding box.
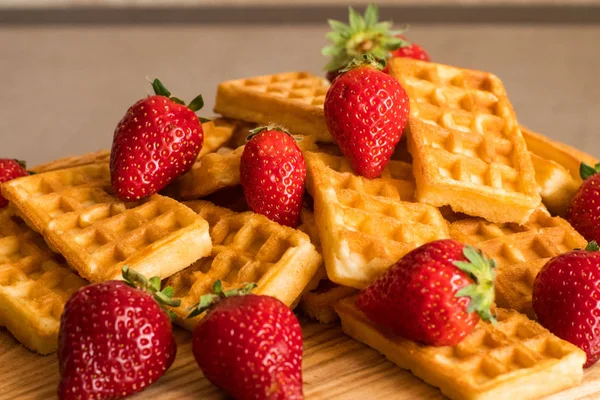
[1,58,595,399]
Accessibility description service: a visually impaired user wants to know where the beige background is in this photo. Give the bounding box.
[1,23,599,166]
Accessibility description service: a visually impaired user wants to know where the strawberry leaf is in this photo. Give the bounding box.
[199,117,212,123]
[188,94,204,112]
[121,266,182,319]
[586,241,600,252]
[363,4,378,27]
[186,280,257,319]
[170,96,185,106]
[580,162,598,180]
[152,78,171,97]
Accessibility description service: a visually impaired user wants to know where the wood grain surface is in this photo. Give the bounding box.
[1,318,599,400]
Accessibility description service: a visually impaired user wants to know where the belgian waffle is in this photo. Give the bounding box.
[388,58,540,224]
[174,134,318,200]
[214,72,332,142]
[0,210,87,354]
[335,296,585,400]
[30,117,237,174]
[1,164,212,283]
[164,200,322,330]
[305,151,449,289]
[449,207,586,318]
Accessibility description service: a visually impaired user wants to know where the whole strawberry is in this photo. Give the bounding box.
[357,239,496,346]
[189,281,303,400]
[110,78,204,201]
[240,126,306,227]
[0,159,28,208]
[324,56,409,179]
[567,162,600,242]
[533,242,600,368]
[390,35,430,62]
[58,267,180,400]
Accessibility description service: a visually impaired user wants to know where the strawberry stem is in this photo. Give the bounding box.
[580,162,600,180]
[122,266,181,320]
[453,246,497,324]
[186,280,257,319]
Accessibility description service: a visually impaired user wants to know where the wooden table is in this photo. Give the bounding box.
[2,318,600,399]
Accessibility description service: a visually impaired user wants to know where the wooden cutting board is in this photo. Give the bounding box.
[1,319,599,400]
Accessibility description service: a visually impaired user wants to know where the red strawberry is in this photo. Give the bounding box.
[110,78,205,201]
[356,239,496,346]
[0,159,28,208]
[533,242,600,368]
[240,126,306,227]
[567,162,600,242]
[189,281,303,400]
[324,57,410,179]
[58,267,180,400]
[390,35,430,62]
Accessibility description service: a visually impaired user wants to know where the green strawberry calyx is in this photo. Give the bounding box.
[187,279,257,319]
[151,77,205,113]
[586,241,600,251]
[453,246,497,324]
[122,266,181,320]
[340,53,386,74]
[580,161,600,180]
[322,3,408,73]
[245,125,302,143]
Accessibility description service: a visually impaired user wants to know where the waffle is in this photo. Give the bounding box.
[388,58,540,224]
[173,134,319,200]
[305,151,450,289]
[530,153,580,217]
[214,72,332,142]
[0,210,87,354]
[335,296,585,400]
[164,200,322,330]
[1,164,212,283]
[30,118,237,174]
[450,207,586,318]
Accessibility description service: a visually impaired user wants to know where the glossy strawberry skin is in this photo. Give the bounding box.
[110,95,203,201]
[357,239,479,346]
[533,250,600,368]
[567,174,600,242]
[240,129,306,227]
[0,159,28,208]
[391,35,430,61]
[324,66,409,179]
[58,281,176,400]
[192,295,303,400]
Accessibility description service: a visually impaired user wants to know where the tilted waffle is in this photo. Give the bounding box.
[0,210,87,354]
[335,296,585,400]
[450,207,586,318]
[1,164,212,283]
[164,200,322,330]
[305,151,449,289]
[173,134,318,200]
[388,58,540,224]
[214,72,332,142]
[30,118,237,174]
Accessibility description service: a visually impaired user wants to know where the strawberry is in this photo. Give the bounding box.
[322,5,429,81]
[533,242,600,368]
[356,239,496,346]
[188,281,303,400]
[58,267,180,400]
[567,162,600,242]
[240,126,306,227]
[323,56,410,179]
[0,159,28,208]
[110,78,205,201]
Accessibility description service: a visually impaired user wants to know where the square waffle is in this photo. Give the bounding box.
[31,150,110,174]
[335,296,585,400]
[449,207,586,318]
[164,200,322,330]
[173,134,319,200]
[305,151,449,289]
[0,210,87,354]
[388,58,540,224]
[214,72,333,142]
[1,164,212,283]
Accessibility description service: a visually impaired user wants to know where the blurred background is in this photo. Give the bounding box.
[1,0,599,165]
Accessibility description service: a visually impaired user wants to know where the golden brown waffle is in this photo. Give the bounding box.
[165,200,322,330]
[305,151,449,289]
[388,58,540,224]
[214,72,332,142]
[530,153,579,217]
[0,210,87,354]
[1,164,212,283]
[173,134,319,200]
[335,296,585,400]
[30,118,237,174]
[450,207,586,318]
